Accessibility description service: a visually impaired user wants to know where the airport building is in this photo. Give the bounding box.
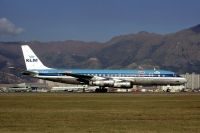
[38,79,92,92]
[181,73,200,90]
[0,83,47,92]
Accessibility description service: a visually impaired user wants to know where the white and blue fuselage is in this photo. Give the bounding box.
[27,69,186,87]
[21,45,187,88]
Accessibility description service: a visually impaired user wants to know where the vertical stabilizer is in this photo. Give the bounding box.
[21,45,50,70]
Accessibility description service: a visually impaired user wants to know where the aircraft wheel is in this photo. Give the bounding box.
[95,88,108,93]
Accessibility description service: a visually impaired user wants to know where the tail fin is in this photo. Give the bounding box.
[21,45,50,70]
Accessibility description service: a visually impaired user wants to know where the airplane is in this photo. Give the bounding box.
[21,45,187,92]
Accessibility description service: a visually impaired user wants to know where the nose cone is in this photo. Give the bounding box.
[181,78,187,84]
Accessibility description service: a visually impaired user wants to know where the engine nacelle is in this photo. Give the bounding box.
[90,80,132,88]
[113,82,132,88]
[90,80,114,87]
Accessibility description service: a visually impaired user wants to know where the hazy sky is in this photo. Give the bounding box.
[0,0,200,42]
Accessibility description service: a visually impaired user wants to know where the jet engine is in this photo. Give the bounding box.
[90,80,114,87]
[90,80,132,88]
[113,82,132,88]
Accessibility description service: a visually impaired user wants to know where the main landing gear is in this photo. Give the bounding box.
[95,87,108,93]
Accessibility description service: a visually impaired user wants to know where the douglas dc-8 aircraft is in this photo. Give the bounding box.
[21,45,186,92]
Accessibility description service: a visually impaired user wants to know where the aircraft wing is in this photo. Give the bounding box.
[63,72,93,79]
[62,72,94,83]
[62,72,125,82]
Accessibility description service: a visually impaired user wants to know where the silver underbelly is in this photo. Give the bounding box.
[36,76,82,84]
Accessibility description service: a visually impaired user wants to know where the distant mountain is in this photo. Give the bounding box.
[94,24,200,73]
[95,32,163,68]
[1,24,200,83]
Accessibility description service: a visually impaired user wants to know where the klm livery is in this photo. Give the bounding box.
[21,45,186,91]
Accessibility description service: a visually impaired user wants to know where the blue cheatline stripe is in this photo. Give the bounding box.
[38,73,177,77]
[36,69,175,75]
